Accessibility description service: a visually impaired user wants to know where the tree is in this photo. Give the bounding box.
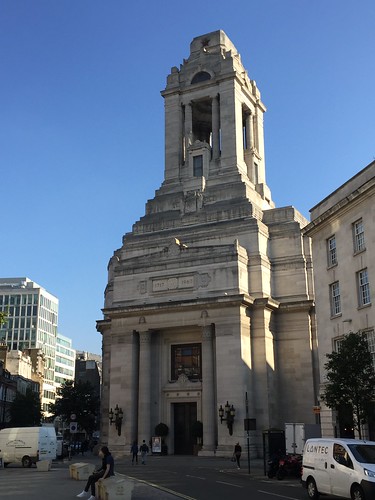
[0,310,8,326]
[49,380,99,435]
[154,422,169,438]
[154,422,169,455]
[321,332,375,439]
[191,420,203,442]
[9,388,42,427]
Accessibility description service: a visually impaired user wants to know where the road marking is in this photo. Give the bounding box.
[258,490,299,500]
[186,474,206,480]
[216,481,243,488]
[118,473,197,499]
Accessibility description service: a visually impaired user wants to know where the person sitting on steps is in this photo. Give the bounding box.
[76,446,115,500]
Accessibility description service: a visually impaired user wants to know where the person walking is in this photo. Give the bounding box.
[131,440,139,465]
[234,442,242,469]
[76,446,115,500]
[140,440,149,465]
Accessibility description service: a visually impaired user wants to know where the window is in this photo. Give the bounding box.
[330,281,341,316]
[353,219,365,253]
[254,163,259,185]
[358,269,371,307]
[327,235,337,266]
[333,336,344,353]
[191,71,211,84]
[333,443,353,468]
[193,155,203,177]
[171,343,201,381]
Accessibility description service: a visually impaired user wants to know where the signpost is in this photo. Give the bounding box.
[244,392,256,475]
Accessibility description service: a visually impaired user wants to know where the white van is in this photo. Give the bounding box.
[0,427,57,467]
[302,438,375,500]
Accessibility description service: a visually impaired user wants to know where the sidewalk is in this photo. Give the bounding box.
[0,454,185,500]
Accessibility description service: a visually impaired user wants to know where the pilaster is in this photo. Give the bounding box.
[138,330,152,442]
[199,324,216,455]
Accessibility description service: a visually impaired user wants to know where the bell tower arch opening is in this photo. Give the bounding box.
[161,30,273,208]
[192,98,212,147]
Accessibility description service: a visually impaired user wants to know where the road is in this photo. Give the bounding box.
[116,455,340,500]
[0,453,345,500]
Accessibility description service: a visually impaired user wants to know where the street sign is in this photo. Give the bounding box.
[313,406,321,414]
[244,418,256,431]
[70,413,77,420]
[70,421,78,433]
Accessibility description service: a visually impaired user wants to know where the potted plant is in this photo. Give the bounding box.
[154,422,169,455]
[191,420,203,455]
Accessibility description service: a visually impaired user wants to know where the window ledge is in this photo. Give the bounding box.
[358,303,371,310]
[353,248,366,256]
[327,263,338,270]
[330,313,342,320]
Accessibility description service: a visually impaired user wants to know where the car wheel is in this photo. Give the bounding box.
[351,485,365,500]
[22,456,32,468]
[306,477,319,499]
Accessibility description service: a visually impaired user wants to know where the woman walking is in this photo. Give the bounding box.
[234,442,242,469]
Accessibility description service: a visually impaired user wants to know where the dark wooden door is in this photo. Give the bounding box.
[174,402,197,455]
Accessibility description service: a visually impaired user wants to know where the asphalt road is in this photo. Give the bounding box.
[0,453,345,500]
[115,455,341,500]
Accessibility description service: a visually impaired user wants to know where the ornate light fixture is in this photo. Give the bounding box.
[109,404,124,436]
[218,401,236,435]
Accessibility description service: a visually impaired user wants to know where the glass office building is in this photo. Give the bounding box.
[0,277,59,413]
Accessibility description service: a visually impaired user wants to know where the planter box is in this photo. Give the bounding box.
[37,459,52,471]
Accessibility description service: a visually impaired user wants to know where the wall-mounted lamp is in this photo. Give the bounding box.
[219,401,236,435]
[109,404,124,436]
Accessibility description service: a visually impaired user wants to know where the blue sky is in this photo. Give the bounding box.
[1,1,374,354]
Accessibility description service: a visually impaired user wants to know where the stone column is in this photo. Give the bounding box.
[138,331,151,442]
[212,95,220,160]
[245,111,253,151]
[200,324,216,454]
[184,102,193,149]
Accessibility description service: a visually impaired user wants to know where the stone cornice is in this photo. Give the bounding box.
[102,293,254,319]
[96,319,111,334]
[304,178,375,236]
[251,297,280,311]
[277,299,315,313]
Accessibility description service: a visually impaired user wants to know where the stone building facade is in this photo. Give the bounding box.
[97,31,319,457]
[304,160,375,439]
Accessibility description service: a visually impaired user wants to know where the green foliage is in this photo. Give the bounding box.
[321,332,375,439]
[49,380,99,435]
[154,422,169,437]
[0,310,8,326]
[191,420,203,439]
[9,388,42,427]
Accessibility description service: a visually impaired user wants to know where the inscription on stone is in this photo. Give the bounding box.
[152,275,195,292]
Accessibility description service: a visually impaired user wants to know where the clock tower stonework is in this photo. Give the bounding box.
[98,31,319,457]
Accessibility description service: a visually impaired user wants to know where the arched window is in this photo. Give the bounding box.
[191,71,211,84]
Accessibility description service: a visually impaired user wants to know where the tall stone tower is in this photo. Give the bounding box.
[97,30,319,457]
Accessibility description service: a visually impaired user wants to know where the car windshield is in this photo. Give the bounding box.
[348,444,375,464]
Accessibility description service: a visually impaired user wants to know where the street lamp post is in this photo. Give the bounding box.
[109,404,123,436]
[218,401,236,435]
